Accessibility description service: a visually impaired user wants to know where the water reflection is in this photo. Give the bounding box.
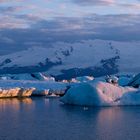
[60,105,125,126]
[60,104,140,140]
[97,107,123,122]
[0,98,140,140]
[0,98,33,111]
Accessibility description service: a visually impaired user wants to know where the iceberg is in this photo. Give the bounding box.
[118,76,131,86]
[128,73,140,88]
[71,76,94,83]
[32,89,50,96]
[0,87,35,98]
[60,81,140,106]
[0,79,68,97]
[0,73,55,81]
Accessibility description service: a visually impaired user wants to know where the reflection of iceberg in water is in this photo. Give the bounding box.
[0,98,33,111]
[97,107,123,124]
[60,103,128,139]
[93,107,124,140]
[94,107,140,140]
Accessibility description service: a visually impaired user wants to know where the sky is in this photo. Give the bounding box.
[0,0,140,55]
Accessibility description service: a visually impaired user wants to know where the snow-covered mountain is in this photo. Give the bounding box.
[0,39,140,80]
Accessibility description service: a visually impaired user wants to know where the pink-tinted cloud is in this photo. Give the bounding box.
[72,0,115,5]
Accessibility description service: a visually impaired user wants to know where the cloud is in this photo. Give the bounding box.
[0,6,23,14]
[71,0,115,6]
[71,0,140,10]
[0,13,140,55]
[0,6,42,29]
[118,3,140,9]
[1,14,140,40]
[0,35,15,44]
[0,0,140,55]
[0,0,23,2]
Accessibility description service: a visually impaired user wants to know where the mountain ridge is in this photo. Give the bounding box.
[0,39,139,80]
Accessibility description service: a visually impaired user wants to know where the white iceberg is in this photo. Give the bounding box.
[0,73,55,81]
[71,76,94,83]
[60,81,140,106]
[0,80,68,97]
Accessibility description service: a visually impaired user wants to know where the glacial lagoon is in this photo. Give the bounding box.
[0,97,140,140]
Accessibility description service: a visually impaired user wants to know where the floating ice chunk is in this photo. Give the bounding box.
[0,73,55,81]
[0,87,35,98]
[32,89,50,96]
[128,73,140,88]
[60,81,139,106]
[118,77,131,86]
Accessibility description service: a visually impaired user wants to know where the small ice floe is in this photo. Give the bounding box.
[118,76,131,86]
[33,88,65,98]
[33,88,67,98]
[44,86,71,98]
[127,73,140,88]
[46,89,66,98]
[32,89,50,96]
[83,107,89,111]
[60,76,94,84]
[105,75,119,86]
[0,87,35,98]
[71,76,94,83]
[45,93,60,98]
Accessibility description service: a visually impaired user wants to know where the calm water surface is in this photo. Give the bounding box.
[0,97,140,140]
